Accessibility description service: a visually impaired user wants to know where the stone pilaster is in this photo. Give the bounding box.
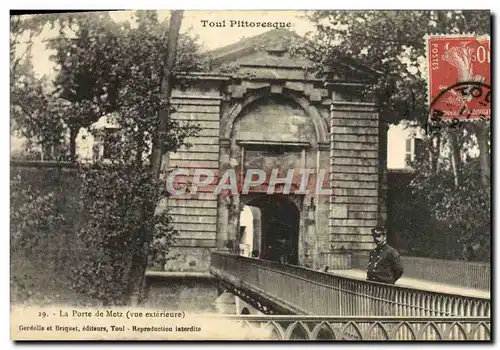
[328,96,380,267]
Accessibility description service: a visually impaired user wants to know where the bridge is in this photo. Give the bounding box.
[209,252,491,340]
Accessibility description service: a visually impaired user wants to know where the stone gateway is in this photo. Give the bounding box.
[160,29,386,273]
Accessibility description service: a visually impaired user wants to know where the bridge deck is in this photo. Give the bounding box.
[211,252,491,317]
[330,268,490,299]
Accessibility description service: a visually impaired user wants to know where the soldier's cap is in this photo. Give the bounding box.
[371,226,387,236]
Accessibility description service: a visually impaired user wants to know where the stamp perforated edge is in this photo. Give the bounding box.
[423,32,491,123]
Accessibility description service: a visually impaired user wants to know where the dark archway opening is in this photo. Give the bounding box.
[246,195,300,265]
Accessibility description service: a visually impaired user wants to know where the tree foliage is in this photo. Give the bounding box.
[11,11,203,305]
[10,11,208,161]
[302,10,490,124]
[71,165,179,305]
[10,173,64,252]
[10,172,69,304]
[46,11,207,160]
[303,11,491,260]
[392,142,490,261]
[65,11,200,305]
[10,14,71,158]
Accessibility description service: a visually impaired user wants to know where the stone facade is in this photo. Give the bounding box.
[162,29,386,272]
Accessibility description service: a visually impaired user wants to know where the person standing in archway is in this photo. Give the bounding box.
[276,238,289,264]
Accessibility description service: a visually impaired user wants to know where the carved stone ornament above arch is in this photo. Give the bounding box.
[222,88,328,146]
[241,193,303,213]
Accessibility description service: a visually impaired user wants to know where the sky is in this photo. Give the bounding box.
[25,10,314,79]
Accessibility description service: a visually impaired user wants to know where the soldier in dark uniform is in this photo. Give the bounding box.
[366,226,404,284]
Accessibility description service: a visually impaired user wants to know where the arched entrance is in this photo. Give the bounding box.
[217,91,329,268]
[244,194,301,265]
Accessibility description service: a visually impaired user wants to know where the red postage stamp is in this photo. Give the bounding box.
[427,34,490,121]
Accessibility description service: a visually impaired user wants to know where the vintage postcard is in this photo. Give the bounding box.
[10,9,491,341]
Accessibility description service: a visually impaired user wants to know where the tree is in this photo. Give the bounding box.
[302,11,489,123]
[10,14,56,84]
[10,14,70,159]
[300,11,490,176]
[10,11,204,305]
[65,10,201,305]
[301,11,491,259]
[402,142,490,261]
[46,12,122,161]
[10,61,68,159]
[10,11,208,162]
[128,9,185,305]
[48,11,208,161]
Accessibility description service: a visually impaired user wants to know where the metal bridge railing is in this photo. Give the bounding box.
[217,315,491,340]
[210,252,491,318]
[349,252,490,291]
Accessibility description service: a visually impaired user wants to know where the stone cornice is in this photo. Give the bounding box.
[236,140,311,148]
[324,81,371,88]
[175,72,232,81]
[171,94,223,100]
[330,101,379,112]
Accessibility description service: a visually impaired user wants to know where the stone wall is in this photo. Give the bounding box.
[145,274,219,312]
[329,102,381,252]
[10,162,91,305]
[161,87,225,271]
